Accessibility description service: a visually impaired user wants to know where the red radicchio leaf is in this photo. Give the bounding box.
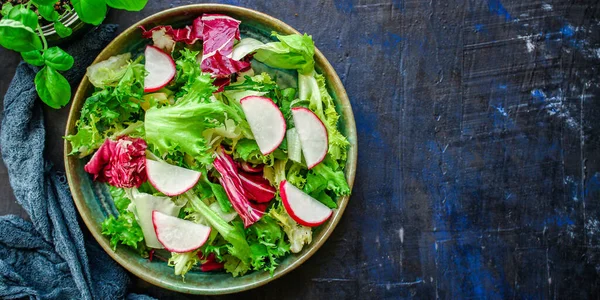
[139,16,203,45]
[199,14,250,84]
[84,137,148,188]
[200,51,250,79]
[239,161,264,173]
[212,77,231,93]
[200,14,241,58]
[213,147,263,228]
[198,253,224,272]
[140,14,249,90]
[239,172,276,203]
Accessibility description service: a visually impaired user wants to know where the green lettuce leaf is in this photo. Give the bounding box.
[169,250,200,278]
[246,216,290,275]
[101,186,147,257]
[305,156,350,197]
[268,203,312,253]
[66,56,146,157]
[186,193,252,276]
[233,34,315,75]
[145,74,252,166]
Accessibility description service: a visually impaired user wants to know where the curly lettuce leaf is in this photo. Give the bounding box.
[173,49,202,97]
[268,203,312,253]
[305,156,350,197]
[169,250,200,277]
[246,216,290,275]
[66,56,146,157]
[101,186,147,257]
[233,139,284,166]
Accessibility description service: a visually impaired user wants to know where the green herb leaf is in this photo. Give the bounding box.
[37,5,60,22]
[71,0,107,26]
[34,66,71,109]
[43,47,74,71]
[31,0,59,6]
[1,3,13,16]
[0,16,42,52]
[6,4,38,29]
[21,50,45,66]
[105,0,148,11]
[54,21,73,37]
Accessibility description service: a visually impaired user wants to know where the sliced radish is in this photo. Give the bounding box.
[239,172,276,203]
[146,159,201,196]
[280,180,333,227]
[240,96,286,155]
[291,107,328,169]
[144,45,176,92]
[152,211,212,253]
[128,189,185,249]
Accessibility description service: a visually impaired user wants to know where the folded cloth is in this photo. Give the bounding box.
[0,25,154,300]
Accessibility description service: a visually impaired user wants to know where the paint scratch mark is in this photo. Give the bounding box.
[530,89,580,130]
[375,279,425,288]
[399,227,404,243]
[311,278,356,283]
[542,3,553,11]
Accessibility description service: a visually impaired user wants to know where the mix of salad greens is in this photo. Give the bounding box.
[66,14,351,278]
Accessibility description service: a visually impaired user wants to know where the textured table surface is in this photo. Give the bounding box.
[1,0,600,298]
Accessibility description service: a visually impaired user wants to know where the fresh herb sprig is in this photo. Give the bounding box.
[0,0,148,108]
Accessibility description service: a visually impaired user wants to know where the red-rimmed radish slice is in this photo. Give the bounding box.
[239,172,276,203]
[152,211,211,253]
[291,107,328,169]
[280,180,333,227]
[144,45,176,92]
[146,159,201,196]
[240,96,286,155]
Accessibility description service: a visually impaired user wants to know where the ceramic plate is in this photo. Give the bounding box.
[64,4,357,294]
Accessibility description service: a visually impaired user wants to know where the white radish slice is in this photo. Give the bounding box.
[240,96,286,155]
[291,107,328,169]
[152,211,212,253]
[280,180,333,227]
[146,159,201,196]
[144,45,176,92]
[128,189,184,249]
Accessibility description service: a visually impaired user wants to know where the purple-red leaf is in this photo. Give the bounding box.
[84,137,147,188]
[239,172,276,203]
[213,147,264,227]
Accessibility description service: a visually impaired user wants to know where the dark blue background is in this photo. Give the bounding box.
[1,0,600,298]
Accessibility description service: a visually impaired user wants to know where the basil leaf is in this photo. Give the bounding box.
[22,50,45,66]
[38,4,60,22]
[54,21,73,38]
[7,4,38,29]
[31,0,60,6]
[43,47,74,71]
[71,0,107,26]
[105,0,147,11]
[0,19,42,52]
[1,3,13,16]
[35,66,71,109]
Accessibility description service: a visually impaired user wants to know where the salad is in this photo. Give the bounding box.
[66,14,351,278]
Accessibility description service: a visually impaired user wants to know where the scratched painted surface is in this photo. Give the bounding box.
[1,0,600,298]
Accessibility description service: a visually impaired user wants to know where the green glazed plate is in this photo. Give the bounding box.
[64,4,357,295]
